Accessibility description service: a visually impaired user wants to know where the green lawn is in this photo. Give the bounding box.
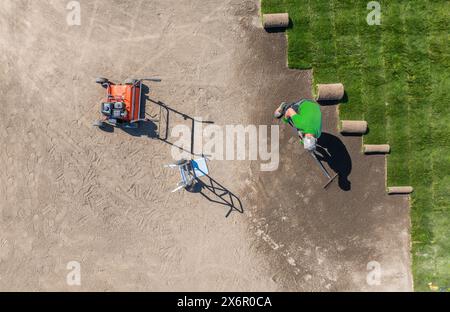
[262,0,450,291]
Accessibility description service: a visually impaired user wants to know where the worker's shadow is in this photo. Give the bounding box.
[189,173,244,218]
[316,132,352,191]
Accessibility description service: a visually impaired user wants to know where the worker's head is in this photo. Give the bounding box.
[303,134,317,152]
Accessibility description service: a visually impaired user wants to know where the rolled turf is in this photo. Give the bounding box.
[263,13,289,29]
[316,83,345,101]
[340,120,368,134]
[364,144,391,154]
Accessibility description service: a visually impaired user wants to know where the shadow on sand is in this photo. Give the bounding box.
[139,85,244,218]
[316,132,352,191]
[147,97,213,156]
[187,173,244,218]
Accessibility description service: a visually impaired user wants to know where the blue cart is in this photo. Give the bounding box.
[165,158,209,192]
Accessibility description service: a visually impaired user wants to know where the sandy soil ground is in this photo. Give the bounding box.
[0,0,412,291]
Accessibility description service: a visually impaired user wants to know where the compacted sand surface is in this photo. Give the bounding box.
[0,0,411,291]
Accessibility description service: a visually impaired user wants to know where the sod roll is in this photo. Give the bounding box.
[340,120,368,134]
[387,187,414,195]
[263,13,289,29]
[316,83,345,101]
[364,144,391,154]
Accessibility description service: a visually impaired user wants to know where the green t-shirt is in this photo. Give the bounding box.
[283,100,322,138]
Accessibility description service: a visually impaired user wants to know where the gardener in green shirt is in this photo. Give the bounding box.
[274,99,322,151]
